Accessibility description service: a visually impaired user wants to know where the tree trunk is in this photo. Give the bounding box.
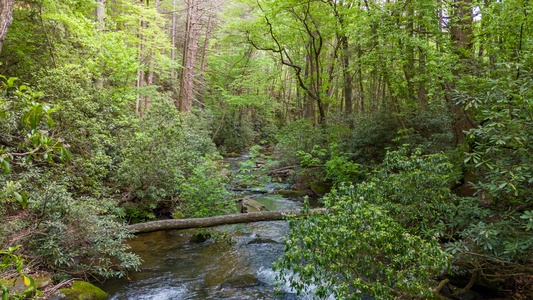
[178,0,201,112]
[143,0,160,114]
[170,0,177,78]
[0,0,15,53]
[447,0,474,146]
[129,208,327,234]
[95,0,106,89]
[136,19,146,117]
[196,5,214,103]
[340,35,353,114]
[95,0,105,31]
[417,46,428,110]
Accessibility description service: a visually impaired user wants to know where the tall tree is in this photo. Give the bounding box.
[178,0,201,112]
[0,0,15,53]
[247,0,337,124]
[446,0,475,146]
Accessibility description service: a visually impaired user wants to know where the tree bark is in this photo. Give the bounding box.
[196,4,214,103]
[136,18,146,117]
[447,0,475,146]
[95,0,106,89]
[340,35,353,115]
[178,0,201,112]
[0,0,15,53]
[95,0,105,31]
[129,208,327,234]
[170,0,177,78]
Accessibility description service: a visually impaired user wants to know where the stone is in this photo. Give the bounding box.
[239,198,268,213]
[247,238,278,244]
[189,231,211,243]
[55,281,108,300]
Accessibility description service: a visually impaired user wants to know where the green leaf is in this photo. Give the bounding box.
[47,116,55,127]
[60,148,71,162]
[13,191,22,202]
[1,159,10,174]
[6,77,16,88]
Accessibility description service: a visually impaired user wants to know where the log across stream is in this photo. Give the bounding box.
[129,208,327,234]
[100,153,322,300]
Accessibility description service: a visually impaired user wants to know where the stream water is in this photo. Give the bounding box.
[100,154,311,299]
[100,154,512,300]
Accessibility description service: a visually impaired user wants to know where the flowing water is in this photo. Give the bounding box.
[101,154,310,299]
[101,154,511,300]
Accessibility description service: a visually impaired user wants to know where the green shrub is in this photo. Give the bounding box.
[338,109,399,164]
[275,119,326,166]
[278,188,449,298]
[0,180,141,280]
[324,144,363,185]
[114,98,234,220]
[213,107,256,153]
[397,107,454,154]
[1,76,140,281]
[276,147,460,298]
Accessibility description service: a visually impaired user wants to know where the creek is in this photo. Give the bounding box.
[100,153,512,300]
[100,154,313,299]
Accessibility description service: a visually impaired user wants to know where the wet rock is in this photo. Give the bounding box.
[276,190,307,197]
[237,198,268,213]
[224,152,242,158]
[247,238,278,244]
[220,274,260,289]
[189,232,211,243]
[55,281,107,300]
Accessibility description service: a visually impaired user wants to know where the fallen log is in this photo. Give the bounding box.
[129,208,327,234]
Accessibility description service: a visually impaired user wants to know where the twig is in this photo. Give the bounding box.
[43,278,76,299]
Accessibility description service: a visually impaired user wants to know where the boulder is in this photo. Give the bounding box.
[238,198,268,213]
[55,281,107,300]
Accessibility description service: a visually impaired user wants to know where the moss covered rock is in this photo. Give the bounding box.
[276,190,308,197]
[189,231,211,243]
[55,281,107,300]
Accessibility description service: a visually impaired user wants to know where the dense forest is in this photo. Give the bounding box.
[0,0,532,299]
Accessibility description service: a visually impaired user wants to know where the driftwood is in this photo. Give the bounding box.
[129,208,326,234]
